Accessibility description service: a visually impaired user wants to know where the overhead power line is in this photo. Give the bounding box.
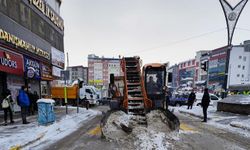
[125,28,227,55]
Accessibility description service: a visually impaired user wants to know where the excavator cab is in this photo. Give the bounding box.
[143,63,167,109]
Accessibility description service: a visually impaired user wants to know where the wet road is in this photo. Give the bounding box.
[174,111,250,150]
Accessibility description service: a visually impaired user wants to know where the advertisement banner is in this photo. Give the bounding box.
[41,63,53,80]
[24,57,41,79]
[52,66,62,77]
[51,47,65,68]
[0,49,24,76]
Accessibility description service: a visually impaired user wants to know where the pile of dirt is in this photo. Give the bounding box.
[102,110,179,149]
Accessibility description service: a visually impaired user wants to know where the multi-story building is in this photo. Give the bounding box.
[67,66,88,84]
[195,50,210,90]
[88,54,122,88]
[207,46,228,93]
[228,40,250,91]
[0,0,64,104]
[168,64,178,89]
[178,59,196,88]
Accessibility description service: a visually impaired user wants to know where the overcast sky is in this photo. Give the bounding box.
[60,0,250,67]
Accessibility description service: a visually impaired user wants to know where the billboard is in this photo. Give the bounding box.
[51,47,65,68]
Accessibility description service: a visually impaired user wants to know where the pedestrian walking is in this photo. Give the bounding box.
[17,86,30,124]
[187,90,196,109]
[201,88,210,122]
[1,89,14,126]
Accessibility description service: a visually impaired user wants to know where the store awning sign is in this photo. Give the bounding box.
[0,50,24,76]
[24,57,41,79]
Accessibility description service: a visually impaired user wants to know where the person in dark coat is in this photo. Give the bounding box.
[33,91,39,112]
[17,86,30,124]
[187,90,196,109]
[201,88,210,122]
[2,89,14,126]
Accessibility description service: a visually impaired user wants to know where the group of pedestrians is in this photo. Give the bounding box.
[1,86,39,126]
[187,88,210,122]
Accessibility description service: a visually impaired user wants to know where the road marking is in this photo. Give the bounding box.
[87,125,101,136]
[180,123,196,132]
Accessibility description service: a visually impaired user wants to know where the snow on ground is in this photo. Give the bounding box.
[102,110,179,150]
[172,105,250,138]
[0,107,101,150]
[230,119,250,131]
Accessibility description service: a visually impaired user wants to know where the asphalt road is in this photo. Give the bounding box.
[43,105,124,150]
[174,111,250,150]
[38,106,250,150]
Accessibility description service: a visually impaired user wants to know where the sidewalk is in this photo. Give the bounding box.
[172,106,250,137]
[0,106,101,150]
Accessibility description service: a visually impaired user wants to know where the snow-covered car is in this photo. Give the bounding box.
[194,93,222,107]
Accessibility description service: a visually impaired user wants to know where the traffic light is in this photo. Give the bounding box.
[201,61,207,71]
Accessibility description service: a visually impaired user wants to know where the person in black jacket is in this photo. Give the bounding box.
[2,89,14,126]
[187,90,196,109]
[201,88,210,122]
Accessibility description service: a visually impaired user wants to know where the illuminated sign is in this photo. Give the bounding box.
[24,57,41,79]
[28,0,64,31]
[0,28,50,60]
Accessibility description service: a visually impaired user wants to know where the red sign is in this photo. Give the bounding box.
[0,50,24,76]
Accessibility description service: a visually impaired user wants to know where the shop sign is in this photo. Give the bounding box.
[52,66,62,77]
[41,63,52,80]
[0,28,50,60]
[24,57,41,79]
[0,50,24,76]
[51,47,65,68]
[28,0,64,31]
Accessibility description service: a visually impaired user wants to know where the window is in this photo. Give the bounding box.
[8,0,20,23]
[243,66,245,70]
[238,65,241,68]
[239,56,242,59]
[237,74,240,77]
[243,56,246,61]
[20,3,31,29]
[242,74,244,78]
[0,0,7,14]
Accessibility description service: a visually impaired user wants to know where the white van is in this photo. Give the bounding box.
[194,93,221,107]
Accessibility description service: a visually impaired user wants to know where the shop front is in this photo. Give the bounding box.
[41,63,53,98]
[0,49,24,111]
[24,56,41,97]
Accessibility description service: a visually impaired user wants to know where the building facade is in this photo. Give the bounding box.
[67,65,88,84]
[178,59,196,88]
[88,54,122,88]
[0,0,64,108]
[207,46,228,93]
[228,41,250,91]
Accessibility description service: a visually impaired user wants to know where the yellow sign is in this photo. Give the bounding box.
[88,80,103,84]
[0,28,50,60]
[28,0,64,31]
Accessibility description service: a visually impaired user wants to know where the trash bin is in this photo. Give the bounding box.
[37,99,55,125]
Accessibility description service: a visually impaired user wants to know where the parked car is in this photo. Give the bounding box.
[169,94,188,107]
[195,93,222,107]
[97,97,111,105]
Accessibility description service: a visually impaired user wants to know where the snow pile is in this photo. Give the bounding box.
[174,106,216,119]
[0,108,100,150]
[102,111,131,141]
[102,110,179,149]
[230,119,250,131]
[134,128,171,150]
